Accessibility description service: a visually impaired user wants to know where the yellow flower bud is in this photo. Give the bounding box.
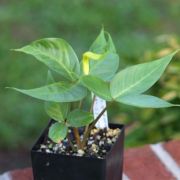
[82,51,103,75]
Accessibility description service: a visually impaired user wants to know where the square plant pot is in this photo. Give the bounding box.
[31,121,125,180]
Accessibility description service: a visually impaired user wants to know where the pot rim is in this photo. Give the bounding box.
[31,120,125,161]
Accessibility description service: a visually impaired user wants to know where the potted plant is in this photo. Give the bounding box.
[8,29,179,180]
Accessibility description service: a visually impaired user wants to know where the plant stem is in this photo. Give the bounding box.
[70,99,84,150]
[82,106,107,148]
[90,106,107,129]
[73,128,82,149]
[82,125,89,147]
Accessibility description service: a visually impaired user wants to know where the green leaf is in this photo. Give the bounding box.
[105,32,116,53]
[90,28,107,53]
[44,71,69,122]
[117,94,177,108]
[14,38,80,81]
[45,102,69,122]
[46,70,55,84]
[8,82,87,102]
[80,75,112,101]
[111,51,178,99]
[90,29,117,53]
[89,53,119,81]
[48,122,68,143]
[89,29,119,80]
[67,109,94,127]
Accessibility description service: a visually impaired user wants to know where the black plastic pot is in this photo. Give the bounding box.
[31,121,124,180]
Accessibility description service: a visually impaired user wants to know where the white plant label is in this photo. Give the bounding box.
[93,96,109,129]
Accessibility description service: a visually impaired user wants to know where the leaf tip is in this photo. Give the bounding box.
[101,25,105,31]
[174,104,180,107]
[170,49,180,57]
[10,48,22,52]
[5,86,11,89]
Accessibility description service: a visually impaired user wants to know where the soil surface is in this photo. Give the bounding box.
[38,127,120,159]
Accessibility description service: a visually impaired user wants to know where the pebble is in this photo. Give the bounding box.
[91,144,99,153]
[68,129,72,133]
[89,136,93,140]
[90,129,99,135]
[77,149,85,156]
[99,141,104,146]
[48,144,53,148]
[53,146,59,152]
[60,149,65,152]
[88,140,93,145]
[40,144,46,149]
[39,127,120,159]
[113,129,120,135]
[45,149,51,153]
[107,139,112,144]
[96,135,101,140]
[92,144,97,149]
[80,135,84,140]
[112,137,117,143]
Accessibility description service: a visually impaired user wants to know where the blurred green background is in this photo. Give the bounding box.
[0,0,180,150]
